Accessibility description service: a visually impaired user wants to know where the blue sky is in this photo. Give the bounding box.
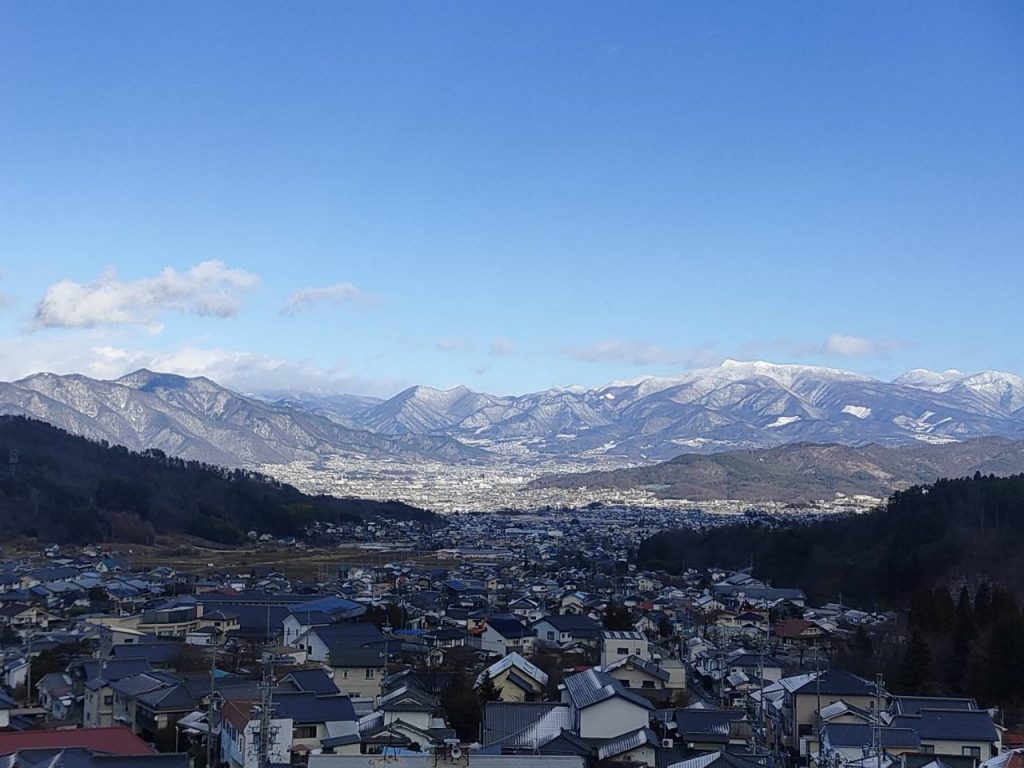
[1,1,1021,396]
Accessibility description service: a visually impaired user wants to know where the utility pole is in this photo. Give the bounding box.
[253,654,276,768]
[206,644,217,768]
[24,632,33,707]
[871,672,885,768]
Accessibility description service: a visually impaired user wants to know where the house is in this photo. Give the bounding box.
[481,617,534,656]
[890,709,1000,760]
[359,685,454,753]
[77,657,155,727]
[601,655,671,702]
[274,692,359,755]
[481,701,576,753]
[279,668,342,695]
[819,723,921,764]
[670,707,750,751]
[293,623,384,662]
[474,652,548,702]
[773,617,830,647]
[35,672,76,721]
[282,596,366,646]
[561,667,654,740]
[328,646,387,698]
[531,614,601,648]
[774,669,884,754]
[220,699,293,768]
[600,630,651,668]
[596,726,660,767]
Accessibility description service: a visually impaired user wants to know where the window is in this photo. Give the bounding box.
[103,695,113,705]
[642,680,656,689]
[617,647,628,655]
[365,669,376,679]
[342,670,349,679]
[294,725,317,739]
[547,631,554,640]
[963,747,981,758]
[920,745,934,754]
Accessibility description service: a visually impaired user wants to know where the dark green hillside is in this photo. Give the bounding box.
[0,415,433,545]
[636,472,1024,606]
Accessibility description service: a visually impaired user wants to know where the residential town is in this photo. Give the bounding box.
[0,510,1019,768]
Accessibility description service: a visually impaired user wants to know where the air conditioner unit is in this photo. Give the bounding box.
[662,738,674,749]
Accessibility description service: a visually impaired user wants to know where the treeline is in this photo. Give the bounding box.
[0,416,434,545]
[635,473,1024,606]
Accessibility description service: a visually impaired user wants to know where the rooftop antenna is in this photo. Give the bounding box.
[9,448,17,479]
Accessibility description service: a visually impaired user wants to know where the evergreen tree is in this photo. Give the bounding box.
[974,582,993,628]
[899,632,935,695]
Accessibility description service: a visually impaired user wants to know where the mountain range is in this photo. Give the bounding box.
[2,360,1024,466]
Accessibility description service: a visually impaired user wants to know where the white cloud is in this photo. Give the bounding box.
[436,338,470,352]
[565,339,718,367]
[489,337,515,356]
[33,260,260,330]
[281,281,378,315]
[822,333,904,359]
[0,335,404,396]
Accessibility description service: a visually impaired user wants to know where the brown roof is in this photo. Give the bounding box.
[0,726,154,755]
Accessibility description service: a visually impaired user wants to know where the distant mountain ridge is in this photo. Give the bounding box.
[344,359,1024,459]
[2,360,1024,467]
[0,369,480,466]
[530,437,1024,503]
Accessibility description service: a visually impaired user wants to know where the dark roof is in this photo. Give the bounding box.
[274,692,356,725]
[311,622,384,648]
[673,708,747,741]
[792,669,877,697]
[327,646,387,668]
[893,697,978,715]
[280,668,340,694]
[532,614,601,636]
[109,643,181,665]
[486,617,531,639]
[822,723,921,749]
[891,709,998,743]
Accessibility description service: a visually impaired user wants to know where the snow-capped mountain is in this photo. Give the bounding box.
[335,360,1024,459]
[3,361,1024,467]
[0,370,479,466]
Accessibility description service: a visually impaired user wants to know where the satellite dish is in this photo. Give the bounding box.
[450,747,462,759]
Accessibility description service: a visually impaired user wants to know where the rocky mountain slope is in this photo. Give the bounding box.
[0,370,479,466]
[346,360,1024,459]
[3,360,1024,467]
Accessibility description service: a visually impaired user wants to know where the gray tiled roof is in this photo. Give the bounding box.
[596,727,659,759]
[482,702,574,750]
[562,668,654,711]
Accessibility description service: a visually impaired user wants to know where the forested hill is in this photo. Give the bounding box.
[636,472,1024,607]
[0,415,433,545]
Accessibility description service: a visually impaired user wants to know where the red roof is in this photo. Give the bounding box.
[0,726,155,755]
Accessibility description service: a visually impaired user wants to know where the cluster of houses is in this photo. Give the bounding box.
[0,534,1018,768]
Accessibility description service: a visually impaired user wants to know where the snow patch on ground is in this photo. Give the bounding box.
[842,405,872,419]
[766,415,802,428]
